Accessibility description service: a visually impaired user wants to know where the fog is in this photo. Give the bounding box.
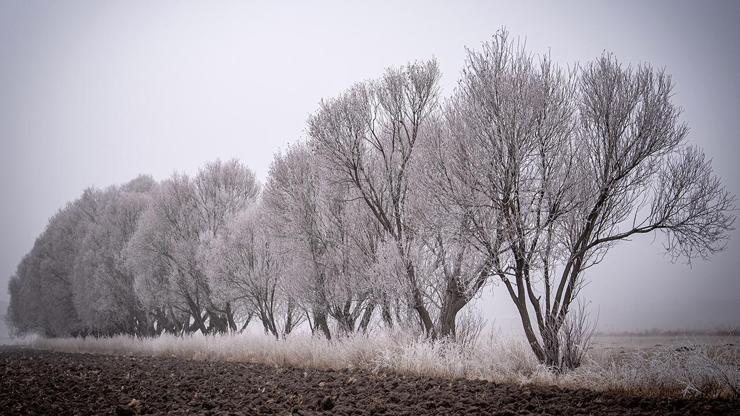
[1,0,739,335]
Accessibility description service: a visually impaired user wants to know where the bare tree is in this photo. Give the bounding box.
[206,207,303,338]
[126,173,210,334]
[262,144,333,339]
[72,176,156,336]
[434,31,735,368]
[428,31,579,349]
[413,128,494,338]
[308,60,442,336]
[6,190,103,337]
[262,144,377,339]
[534,55,736,368]
[126,160,259,335]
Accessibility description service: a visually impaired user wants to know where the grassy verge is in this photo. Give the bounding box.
[15,330,739,399]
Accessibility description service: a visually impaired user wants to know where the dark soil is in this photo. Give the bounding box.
[0,347,738,415]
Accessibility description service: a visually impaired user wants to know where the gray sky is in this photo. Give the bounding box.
[1,0,739,333]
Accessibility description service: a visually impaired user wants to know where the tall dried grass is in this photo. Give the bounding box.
[19,329,739,399]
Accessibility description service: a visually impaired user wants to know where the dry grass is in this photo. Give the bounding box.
[15,329,740,399]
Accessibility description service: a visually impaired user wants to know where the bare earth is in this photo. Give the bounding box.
[0,347,738,415]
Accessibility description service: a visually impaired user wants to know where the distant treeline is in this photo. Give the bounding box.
[596,328,740,337]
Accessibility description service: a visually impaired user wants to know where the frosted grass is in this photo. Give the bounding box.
[23,330,740,399]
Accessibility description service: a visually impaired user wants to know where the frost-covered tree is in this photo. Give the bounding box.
[311,169,382,335]
[126,160,259,335]
[262,144,379,339]
[72,176,156,336]
[6,192,98,336]
[529,54,736,368]
[429,31,580,353]
[307,60,495,338]
[206,206,302,338]
[6,258,44,336]
[410,144,493,338]
[126,173,208,334]
[432,31,735,368]
[308,60,442,336]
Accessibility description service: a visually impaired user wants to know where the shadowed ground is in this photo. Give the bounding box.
[1,347,738,415]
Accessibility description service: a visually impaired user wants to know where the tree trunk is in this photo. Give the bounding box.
[513,300,546,363]
[411,286,435,337]
[185,298,208,335]
[542,322,561,369]
[313,309,331,340]
[238,312,253,333]
[334,313,353,335]
[332,302,357,336]
[437,295,465,339]
[305,310,315,334]
[380,296,393,328]
[284,308,294,337]
[207,309,229,334]
[258,309,274,337]
[358,301,375,332]
[225,302,237,332]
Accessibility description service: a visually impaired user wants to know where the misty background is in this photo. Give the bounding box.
[1,0,739,338]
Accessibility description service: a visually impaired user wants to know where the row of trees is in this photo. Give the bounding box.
[7,31,734,370]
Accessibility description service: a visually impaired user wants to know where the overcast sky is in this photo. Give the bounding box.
[1,0,739,334]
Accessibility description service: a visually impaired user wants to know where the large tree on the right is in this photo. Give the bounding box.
[429,31,736,370]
